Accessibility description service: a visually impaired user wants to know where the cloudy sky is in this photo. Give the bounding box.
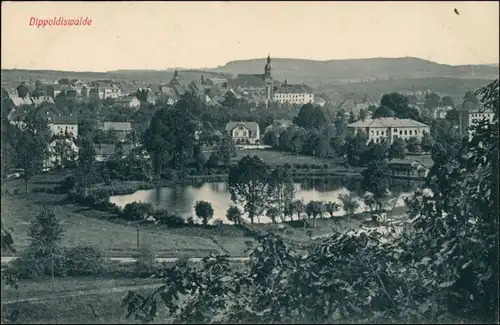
[2,1,498,71]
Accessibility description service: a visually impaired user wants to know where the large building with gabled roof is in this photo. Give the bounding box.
[347,117,430,144]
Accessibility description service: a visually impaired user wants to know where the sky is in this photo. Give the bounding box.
[1,1,499,72]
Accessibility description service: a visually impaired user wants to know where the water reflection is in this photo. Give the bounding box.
[109,179,422,224]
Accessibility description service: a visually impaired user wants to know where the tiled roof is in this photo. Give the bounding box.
[49,115,78,125]
[274,84,312,94]
[225,121,260,135]
[32,96,55,106]
[94,143,132,156]
[102,122,132,132]
[119,83,139,95]
[235,74,266,88]
[347,117,429,128]
[206,78,228,86]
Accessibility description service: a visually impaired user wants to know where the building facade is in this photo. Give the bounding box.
[48,115,79,139]
[347,117,430,144]
[273,79,314,105]
[225,121,260,145]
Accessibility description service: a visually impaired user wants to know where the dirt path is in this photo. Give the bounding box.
[1,283,163,305]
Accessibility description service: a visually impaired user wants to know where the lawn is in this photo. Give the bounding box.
[1,193,227,257]
[232,148,333,166]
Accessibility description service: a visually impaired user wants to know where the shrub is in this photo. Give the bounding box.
[64,246,104,276]
[153,211,186,227]
[122,202,153,221]
[59,176,76,193]
[11,247,67,278]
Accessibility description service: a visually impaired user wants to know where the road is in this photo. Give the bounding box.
[1,256,250,265]
[1,283,164,305]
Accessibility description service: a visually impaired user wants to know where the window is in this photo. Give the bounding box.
[409,130,413,135]
[381,131,384,136]
[404,130,408,135]
[371,130,374,134]
[394,128,398,132]
[243,132,247,137]
[400,130,403,135]
[376,131,379,136]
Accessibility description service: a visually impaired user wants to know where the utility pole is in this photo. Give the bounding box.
[51,252,55,293]
[136,224,140,252]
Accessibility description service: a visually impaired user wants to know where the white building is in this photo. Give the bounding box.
[346,117,430,144]
[225,121,260,145]
[273,80,314,105]
[48,115,78,139]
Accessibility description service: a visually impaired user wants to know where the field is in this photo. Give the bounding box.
[233,148,336,166]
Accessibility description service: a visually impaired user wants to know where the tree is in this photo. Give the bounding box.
[361,160,390,213]
[290,199,304,221]
[293,103,326,130]
[216,136,236,167]
[348,111,357,123]
[424,92,441,110]
[440,95,455,108]
[364,140,390,162]
[305,200,323,228]
[123,202,153,221]
[359,108,367,121]
[278,128,294,152]
[194,201,214,226]
[78,138,96,187]
[228,156,270,224]
[406,136,420,153]
[16,127,49,193]
[26,207,64,271]
[347,131,368,166]
[324,201,340,218]
[338,193,359,223]
[267,167,295,221]
[380,92,411,118]
[266,207,279,224]
[389,138,406,159]
[290,129,306,156]
[420,132,434,154]
[16,83,29,98]
[372,105,395,118]
[263,129,279,148]
[226,206,241,225]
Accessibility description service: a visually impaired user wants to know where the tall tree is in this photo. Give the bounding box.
[194,201,214,226]
[406,137,420,154]
[338,193,360,223]
[361,160,391,213]
[347,131,368,166]
[372,105,395,118]
[293,103,326,130]
[420,132,434,154]
[424,93,441,110]
[305,200,323,228]
[389,138,406,160]
[267,167,295,222]
[228,156,270,224]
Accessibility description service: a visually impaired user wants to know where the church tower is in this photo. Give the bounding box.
[264,54,273,103]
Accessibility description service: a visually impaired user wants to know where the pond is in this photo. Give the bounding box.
[109,178,422,224]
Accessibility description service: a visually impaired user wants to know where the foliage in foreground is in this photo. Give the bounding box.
[123,80,499,324]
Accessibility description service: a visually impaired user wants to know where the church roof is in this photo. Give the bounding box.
[235,74,266,88]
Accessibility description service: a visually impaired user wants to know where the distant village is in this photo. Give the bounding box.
[1,55,495,172]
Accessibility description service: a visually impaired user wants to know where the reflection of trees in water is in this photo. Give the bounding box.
[168,185,190,211]
[390,179,423,192]
[297,177,361,193]
[209,182,227,192]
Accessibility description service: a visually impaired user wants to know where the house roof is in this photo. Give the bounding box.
[32,96,55,106]
[102,121,132,132]
[206,78,228,86]
[119,83,139,95]
[94,143,132,156]
[235,74,266,88]
[225,121,260,135]
[274,84,312,94]
[347,117,429,128]
[10,97,26,107]
[49,115,78,125]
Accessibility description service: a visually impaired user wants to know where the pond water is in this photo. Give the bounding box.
[109,178,422,224]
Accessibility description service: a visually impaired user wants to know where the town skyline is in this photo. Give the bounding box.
[2,1,499,72]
